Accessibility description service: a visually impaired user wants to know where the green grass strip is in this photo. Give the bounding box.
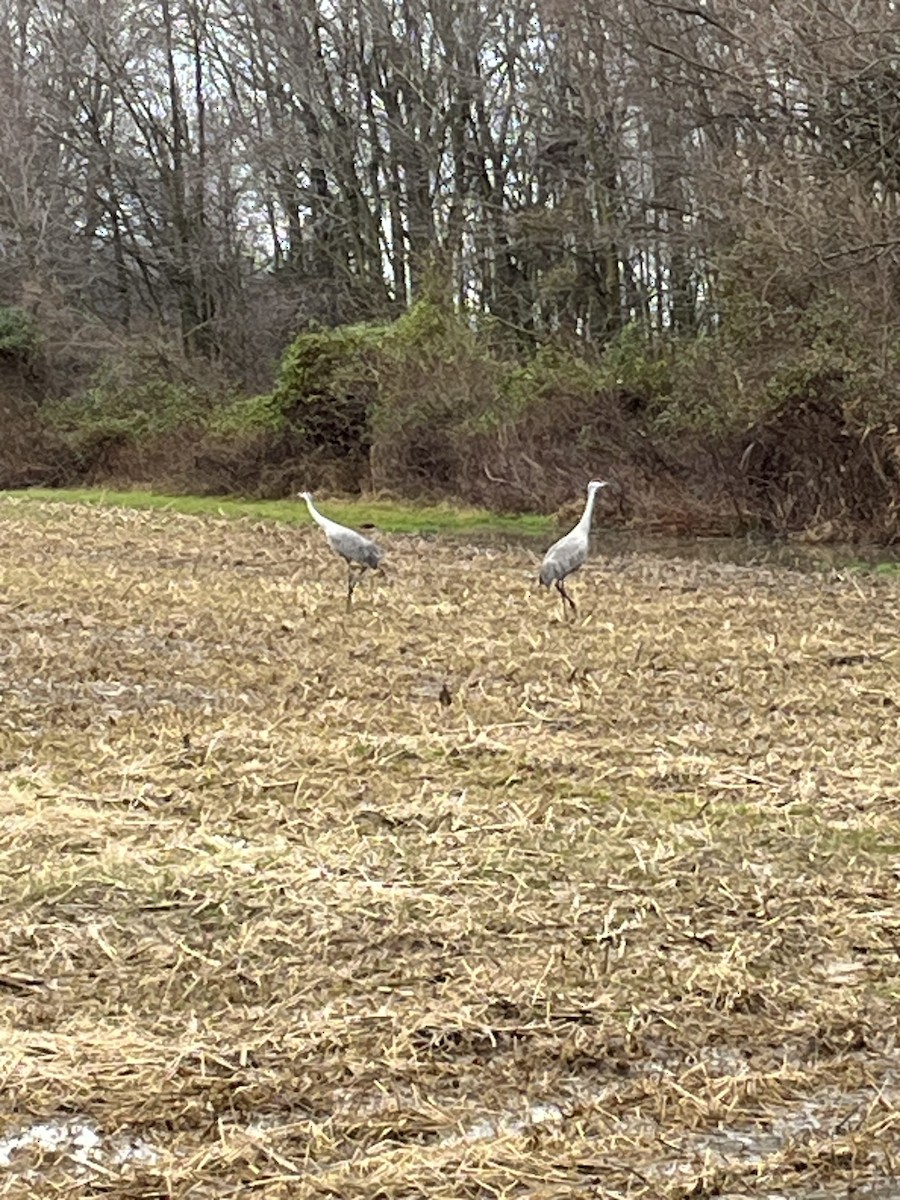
[0,487,554,538]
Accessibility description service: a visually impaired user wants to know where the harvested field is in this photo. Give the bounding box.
[0,496,899,1198]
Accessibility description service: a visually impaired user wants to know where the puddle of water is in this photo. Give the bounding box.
[594,530,900,573]
[448,1078,897,1182]
[470,527,900,574]
[449,1100,566,1144]
[688,1126,790,1166]
[0,1119,158,1173]
[6,1087,893,1191]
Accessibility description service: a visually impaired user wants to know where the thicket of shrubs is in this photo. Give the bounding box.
[2,267,900,540]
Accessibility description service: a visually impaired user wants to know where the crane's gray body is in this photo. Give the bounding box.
[324,524,383,570]
[299,492,383,607]
[539,530,588,586]
[539,480,608,614]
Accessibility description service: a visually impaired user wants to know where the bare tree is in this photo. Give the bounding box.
[1,0,898,384]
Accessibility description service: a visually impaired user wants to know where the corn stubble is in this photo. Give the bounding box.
[0,499,898,1197]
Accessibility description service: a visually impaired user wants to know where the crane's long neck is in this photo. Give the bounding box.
[303,495,327,529]
[576,488,599,536]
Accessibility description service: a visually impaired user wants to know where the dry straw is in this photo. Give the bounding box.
[0,498,898,1197]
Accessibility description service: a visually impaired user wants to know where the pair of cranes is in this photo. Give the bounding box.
[299,479,609,617]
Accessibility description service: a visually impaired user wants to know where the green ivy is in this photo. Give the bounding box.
[0,307,38,356]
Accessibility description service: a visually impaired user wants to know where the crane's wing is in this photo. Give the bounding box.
[539,531,586,584]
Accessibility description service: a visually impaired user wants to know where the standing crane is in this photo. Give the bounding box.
[539,480,609,618]
[298,492,384,610]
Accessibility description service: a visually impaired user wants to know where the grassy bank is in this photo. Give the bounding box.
[0,487,554,538]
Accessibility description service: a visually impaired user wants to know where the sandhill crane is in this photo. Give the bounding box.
[298,492,384,610]
[539,480,609,618]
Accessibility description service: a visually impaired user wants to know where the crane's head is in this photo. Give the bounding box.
[588,479,609,493]
[297,491,313,503]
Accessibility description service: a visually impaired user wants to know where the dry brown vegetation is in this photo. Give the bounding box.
[0,498,899,1198]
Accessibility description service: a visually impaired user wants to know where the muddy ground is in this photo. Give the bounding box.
[0,498,898,1198]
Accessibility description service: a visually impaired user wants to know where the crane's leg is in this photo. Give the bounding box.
[556,580,577,618]
[346,566,367,611]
